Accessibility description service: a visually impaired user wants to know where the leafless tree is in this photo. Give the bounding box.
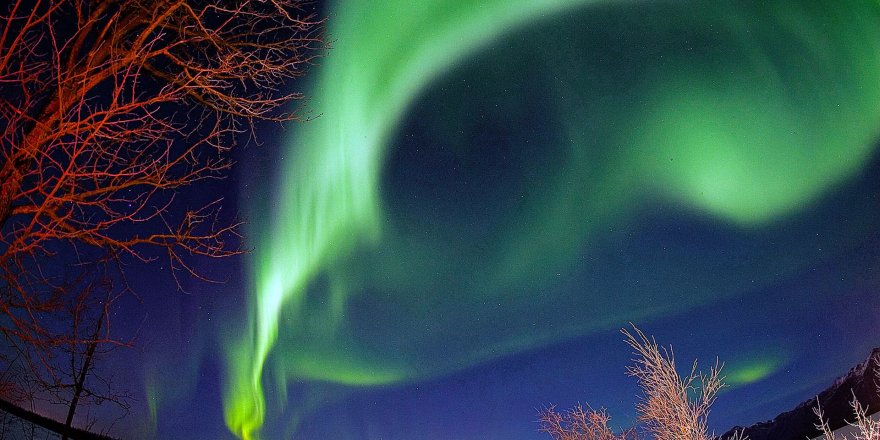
[539,326,747,440]
[0,0,324,425]
[539,404,639,440]
[622,326,726,440]
[0,256,132,436]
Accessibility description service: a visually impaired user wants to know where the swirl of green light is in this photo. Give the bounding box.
[224,1,608,437]
[222,1,880,438]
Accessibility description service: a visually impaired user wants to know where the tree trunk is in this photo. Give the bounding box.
[62,309,104,439]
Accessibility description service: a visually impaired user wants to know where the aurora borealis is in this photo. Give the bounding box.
[198,0,880,438]
[206,1,880,438]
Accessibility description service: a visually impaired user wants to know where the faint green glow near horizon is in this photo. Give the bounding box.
[221,1,880,438]
[723,351,788,390]
[726,359,783,387]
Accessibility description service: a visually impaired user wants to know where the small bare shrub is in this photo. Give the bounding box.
[539,404,638,440]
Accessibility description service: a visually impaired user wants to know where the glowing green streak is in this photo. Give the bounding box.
[726,361,780,387]
[224,1,602,437]
[725,353,786,388]
[222,1,880,438]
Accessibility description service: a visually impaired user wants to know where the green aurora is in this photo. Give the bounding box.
[222,1,880,438]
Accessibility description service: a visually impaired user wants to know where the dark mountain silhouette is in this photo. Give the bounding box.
[722,348,880,440]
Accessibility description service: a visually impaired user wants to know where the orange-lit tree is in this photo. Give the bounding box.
[0,0,323,411]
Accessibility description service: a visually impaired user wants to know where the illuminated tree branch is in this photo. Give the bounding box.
[0,0,324,416]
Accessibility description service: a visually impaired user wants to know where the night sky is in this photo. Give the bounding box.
[79,0,880,439]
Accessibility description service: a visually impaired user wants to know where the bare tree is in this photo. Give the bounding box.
[0,256,131,436]
[0,0,324,424]
[622,326,725,440]
[56,262,131,437]
[539,326,747,440]
[539,404,639,440]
